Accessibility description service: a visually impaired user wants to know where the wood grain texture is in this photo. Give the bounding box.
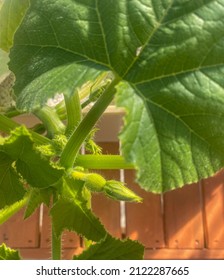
[0,208,40,248]
[164,183,204,249]
[125,170,165,248]
[91,142,121,238]
[202,170,224,249]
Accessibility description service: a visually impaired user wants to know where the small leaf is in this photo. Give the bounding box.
[0,243,21,260]
[0,0,30,51]
[73,235,144,260]
[0,151,25,209]
[51,197,106,242]
[1,126,64,189]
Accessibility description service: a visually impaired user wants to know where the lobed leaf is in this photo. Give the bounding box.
[7,0,224,192]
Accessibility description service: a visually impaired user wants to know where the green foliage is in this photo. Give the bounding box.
[73,235,144,260]
[0,151,26,208]
[0,0,224,260]
[0,126,64,189]
[51,197,107,242]
[0,243,21,260]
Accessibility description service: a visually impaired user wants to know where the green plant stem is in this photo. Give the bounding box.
[51,192,61,260]
[0,113,50,144]
[34,106,65,138]
[64,93,81,135]
[60,77,120,169]
[75,155,135,169]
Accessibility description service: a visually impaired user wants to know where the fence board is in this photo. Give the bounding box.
[202,170,224,249]
[144,248,224,260]
[91,142,121,238]
[164,183,204,249]
[0,208,40,248]
[125,170,165,248]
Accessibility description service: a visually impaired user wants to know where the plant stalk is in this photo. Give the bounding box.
[60,77,121,168]
[75,155,135,169]
[34,106,65,138]
[51,192,61,260]
[64,92,82,135]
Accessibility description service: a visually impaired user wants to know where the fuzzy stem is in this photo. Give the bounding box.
[75,155,135,169]
[64,93,82,135]
[60,77,120,168]
[51,192,61,260]
[34,106,65,138]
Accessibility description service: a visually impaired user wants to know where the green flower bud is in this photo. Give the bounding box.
[71,170,106,192]
[103,180,142,202]
[84,173,106,192]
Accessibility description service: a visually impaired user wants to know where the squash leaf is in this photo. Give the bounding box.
[5,0,224,192]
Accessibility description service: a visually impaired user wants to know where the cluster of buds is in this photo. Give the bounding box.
[71,170,142,203]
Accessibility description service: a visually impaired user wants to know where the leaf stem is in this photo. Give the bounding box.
[75,155,135,169]
[51,191,61,260]
[60,77,121,168]
[64,92,82,135]
[34,106,65,138]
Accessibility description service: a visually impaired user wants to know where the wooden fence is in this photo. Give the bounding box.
[1,141,224,260]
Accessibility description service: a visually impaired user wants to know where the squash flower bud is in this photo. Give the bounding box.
[104,180,142,202]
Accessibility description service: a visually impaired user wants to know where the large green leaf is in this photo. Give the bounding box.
[0,126,64,189]
[74,235,144,260]
[7,0,224,191]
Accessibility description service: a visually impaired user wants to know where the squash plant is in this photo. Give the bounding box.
[0,0,224,260]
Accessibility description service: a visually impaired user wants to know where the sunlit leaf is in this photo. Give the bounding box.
[0,243,21,260]
[7,0,224,192]
[74,235,144,260]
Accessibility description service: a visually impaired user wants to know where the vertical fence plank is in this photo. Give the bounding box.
[91,142,121,238]
[164,183,204,249]
[125,170,165,248]
[202,170,224,249]
[0,208,40,248]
